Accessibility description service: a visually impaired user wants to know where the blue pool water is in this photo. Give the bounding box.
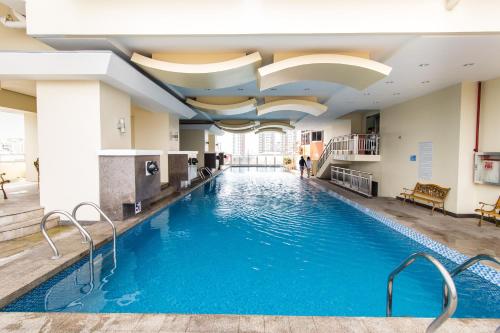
[3,168,499,317]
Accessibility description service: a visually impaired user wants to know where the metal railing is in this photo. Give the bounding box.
[72,202,117,266]
[387,252,457,333]
[231,155,284,167]
[331,166,373,197]
[443,254,499,309]
[317,134,380,171]
[41,210,94,284]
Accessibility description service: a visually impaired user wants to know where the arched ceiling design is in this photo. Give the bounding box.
[215,120,259,130]
[186,98,257,116]
[256,121,295,130]
[131,52,262,89]
[257,53,392,91]
[255,127,286,135]
[257,99,327,117]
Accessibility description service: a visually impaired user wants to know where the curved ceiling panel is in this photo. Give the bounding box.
[256,121,295,130]
[215,120,259,130]
[187,98,257,116]
[255,127,286,135]
[257,99,327,117]
[258,54,392,91]
[131,52,262,89]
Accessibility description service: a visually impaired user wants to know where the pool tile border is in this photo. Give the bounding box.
[309,182,500,287]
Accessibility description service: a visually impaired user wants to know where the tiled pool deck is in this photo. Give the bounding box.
[0,167,498,332]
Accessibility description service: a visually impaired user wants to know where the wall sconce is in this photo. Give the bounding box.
[170,131,179,141]
[117,118,126,134]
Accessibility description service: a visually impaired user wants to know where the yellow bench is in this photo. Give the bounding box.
[475,196,500,227]
[400,183,450,215]
[1,172,9,200]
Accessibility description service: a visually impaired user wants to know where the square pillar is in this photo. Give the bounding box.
[36,81,131,220]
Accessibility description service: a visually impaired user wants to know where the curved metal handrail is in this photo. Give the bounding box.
[204,167,213,177]
[72,202,116,265]
[387,252,457,333]
[443,254,499,309]
[40,210,94,284]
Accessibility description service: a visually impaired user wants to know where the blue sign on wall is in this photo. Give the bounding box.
[410,155,417,162]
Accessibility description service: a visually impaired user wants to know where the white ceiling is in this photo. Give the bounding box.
[34,33,500,123]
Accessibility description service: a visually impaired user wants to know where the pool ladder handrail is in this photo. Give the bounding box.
[40,210,94,284]
[386,252,457,333]
[204,167,213,177]
[72,201,117,265]
[443,254,499,309]
[198,168,206,180]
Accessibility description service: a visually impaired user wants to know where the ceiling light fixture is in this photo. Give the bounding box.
[237,88,244,91]
[392,92,400,96]
[363,92,371,96]
[205,88,211,91]
[463,63,475,67]
[421,80,430,84]
[270,88,277,91]
[304,88,311,91]
[419,63,430,67]
[385,80,394,84]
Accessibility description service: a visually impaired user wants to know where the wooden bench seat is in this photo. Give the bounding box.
[1,173,9,200]
[400,183,450,215]
[475,196,500,227]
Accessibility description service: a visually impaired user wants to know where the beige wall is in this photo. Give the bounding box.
[0,89,36,113]
[180,129,206,168]
[100,83,131,149]
[472,79,500,208]
[351,84,462,212]
[37,81,131,220]
[345,79,500,215]
[131,105,170,183]
[0,4,53,52]
[24,111,38,182]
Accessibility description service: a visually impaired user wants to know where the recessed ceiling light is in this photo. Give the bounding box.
[463,63,475,67]
[421,80,430,84]
[419,63,430,67]
[205,88,211,91]
[237,88,244,91]
[385,80,394,84]
[392,92,400,96]
[373,101,380,104]
[304,88,311,91]
[363,92,371,96]
[270,88,277,91]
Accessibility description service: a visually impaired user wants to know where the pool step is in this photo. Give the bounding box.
[0,208,59,242]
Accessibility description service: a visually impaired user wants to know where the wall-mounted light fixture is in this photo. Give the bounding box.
[117,118,126,134]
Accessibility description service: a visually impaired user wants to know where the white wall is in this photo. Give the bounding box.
[168,114,180,151]
[36,81,131,220]
[24,111,38,182]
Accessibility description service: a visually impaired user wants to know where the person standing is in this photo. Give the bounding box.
[298,156,306,178]
[306,156,312,178]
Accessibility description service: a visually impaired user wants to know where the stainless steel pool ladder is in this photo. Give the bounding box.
[40,210,94,284]
[386,252,457,333]
[204,167,213,177]
[198,168,206,180]
[72,202,117,265]
[442,254,499,309]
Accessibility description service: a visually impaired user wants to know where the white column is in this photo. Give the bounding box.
[23,112,38,182]
[36,81,131,220]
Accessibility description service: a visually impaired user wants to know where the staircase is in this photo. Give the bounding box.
[0,207,59,241]
[316,139,349,179]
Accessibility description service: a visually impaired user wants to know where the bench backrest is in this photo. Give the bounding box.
[413,183,450,200]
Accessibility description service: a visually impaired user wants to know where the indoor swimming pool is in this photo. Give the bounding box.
[3,167,499,318]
